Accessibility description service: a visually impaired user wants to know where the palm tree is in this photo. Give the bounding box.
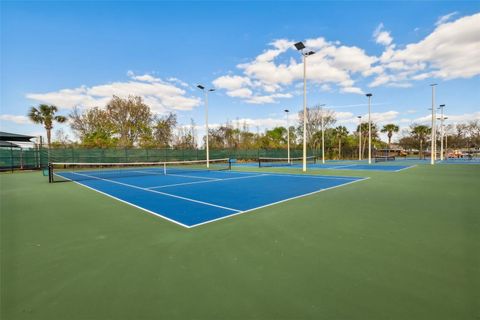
[411,125,431,159]
[333,126,349,159]
[28,104,67,147]
[357,122,378,159]
[381,124,400,149]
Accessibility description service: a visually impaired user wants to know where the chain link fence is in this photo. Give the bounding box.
[1,147,325,171]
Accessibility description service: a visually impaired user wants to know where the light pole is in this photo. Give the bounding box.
[444,118,449,159]
[285,109,290,163]
[197,85,215,168]
[430,84,437,165]
[295,41,315,172]
[366,93,373,164]
[357,116,362,161]
[438,104,446,161]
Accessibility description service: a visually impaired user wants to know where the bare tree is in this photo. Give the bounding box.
[297,105,336,148]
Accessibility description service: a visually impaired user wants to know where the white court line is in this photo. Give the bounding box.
[56,170,369,229]
[68,172,241,213]
[131,170,164,175]
[147,173,270,189]
[237,168,364,180]
[188,177,370,228]
[166,173,219,180]
[265,173,362,181]
[393,165,417,172]
[53,173,190,228]
[326,164,358,169]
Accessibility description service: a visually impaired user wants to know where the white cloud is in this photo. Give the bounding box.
[131,74,160,82]
[373,23,394,46]
[26,72,201,114]
[335,110,400,125]
[226,88,253,98]
[213,14,480,104]
[410,111,480,125]
[245,93,292,104]
[167,77,189,87]
[374,13,480,85]
[435,11,458,26]
[340,86,364,94]
[444,111,480,122]
[212,75,252,91]
[0,114,31,125]
[368,111,400,123]
[213,36,378,104]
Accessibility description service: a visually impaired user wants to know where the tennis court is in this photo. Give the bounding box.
[50,160,367,227]
[242,157,415,172]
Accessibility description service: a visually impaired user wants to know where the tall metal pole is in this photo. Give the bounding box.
[321,107,325,164]
[197,85,214,168]
[285,109,290,163]
[204,90,210,168]
[445,132,448,159]
[302,54,307,172]
[439,104,445,161]
[366,93,372,164]
[358,116,362,161]
[430,84,437,165]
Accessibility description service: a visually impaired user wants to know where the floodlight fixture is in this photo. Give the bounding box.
[294,42,306,50]
[293,40,316,171]
[197,84,215,167]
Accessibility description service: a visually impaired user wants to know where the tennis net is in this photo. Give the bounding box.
[374,156,395,163]
[258,156,316,167]
[48,158,231,183]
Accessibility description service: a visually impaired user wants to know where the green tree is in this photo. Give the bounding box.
[332,126,349,159]
[70,106,117,147]
[106,95,153,147]
[381,124,400,149]
[152,113,177,147]
[356,122,379,158]
[411,125,431,159]
[28,104,67,147]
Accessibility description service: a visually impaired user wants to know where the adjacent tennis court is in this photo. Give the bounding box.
[244,156,415,172]
[50,159,367,227]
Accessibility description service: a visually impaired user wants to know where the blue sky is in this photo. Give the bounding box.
[1,1,479,143]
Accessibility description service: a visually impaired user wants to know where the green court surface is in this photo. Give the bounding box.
[1,165,479,320]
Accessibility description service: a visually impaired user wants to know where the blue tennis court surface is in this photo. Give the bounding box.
[56,169,367,228]
[235,161,415,172]
[308,163,415,171]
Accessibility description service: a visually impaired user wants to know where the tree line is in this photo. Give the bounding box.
[28,96,480,159]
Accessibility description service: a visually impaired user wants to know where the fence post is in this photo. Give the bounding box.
[10,145,13,172]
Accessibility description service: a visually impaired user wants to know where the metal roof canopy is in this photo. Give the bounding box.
[0,131,35,142]
[0,141,21,148]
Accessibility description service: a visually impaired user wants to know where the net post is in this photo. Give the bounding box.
[163,163,167,175]
[48,163,53,183]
